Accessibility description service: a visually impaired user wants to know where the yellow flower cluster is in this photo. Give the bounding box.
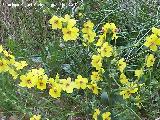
[120,82,138,99]
[19,68,47,89]
[0,45,102,99]
[48,74,102,98]
[88,24,117,96]
[118,65,139,99]
[143,27,159,68]
[0,45,27,79]
[117,27,159,99]
[19,68,102,98]
[0,44,103,99]
[49,14,79,41]
[102,23,118,40]
[144,27,160,51]
[117,58,143,99]
[82,20,96,45]
[49,16,118,96]
[93,108,111,120]
[1,13,159,118]
[95,23,118,47]
[89,22,118,95]
[92,23,117,67]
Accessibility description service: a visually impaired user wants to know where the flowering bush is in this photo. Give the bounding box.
[1,12,160,119]
[0,0,160,120]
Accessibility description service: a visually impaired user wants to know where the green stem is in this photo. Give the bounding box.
[126,105,142,120]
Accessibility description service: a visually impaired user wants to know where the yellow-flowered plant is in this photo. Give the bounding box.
[82,20,96,45]
[87,83,101,95]
[93,108,100,120]
[75,75,88,89]
[62,26,79,41]
[96,34,105,47]
[37,74,48,90]
[117,58,126,73]
[91,54,103,70]
[120,82,138,99]
[119,73,128,84]
[145,54,155,67]
[91,71,101,82]
[102,112,111,120]
[98,42,113,57]
[49,82,62,98]
[102,23,118,40]
[144,27,160,51]
[1,13,160,119]
[0,45,27,79]
[49,14,79,41]
[61,77,75,93]
[93,109,111,120]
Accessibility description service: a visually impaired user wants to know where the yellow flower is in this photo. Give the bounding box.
[102,22,118,40]
[117,58,126,73]
[91,71,101,82]
[102,23,116,33]
[62,14,76,27]
[120,82,138,99]
[93,109,100,120]
[75,75,88,89]
[8,69,18,79]
[8,58,15,64]
[82,20,94,34]
[62,26,79,41]
[37,75,48,90]
[98,42,113,57]
[146,54,155,67]
[3,50,14,59]
[83,31,96,43]
[102,112,111,120]
[0,58,9,73]
[96,34,105,47]
[119,73,128,84]
[88,83,100,95]
[0,45,3,53]
[19,72,38,88]
[14,61,28,70]
[135,68,144,79]
[144,34,160,51]
[49,15,62,29]
[3,50,9,57]
[31,68,45,76]
[61,77,75,93]
[91,55,102,70]
[30,115,41,120]
[49,82,62,98]
[152,27,160,36]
